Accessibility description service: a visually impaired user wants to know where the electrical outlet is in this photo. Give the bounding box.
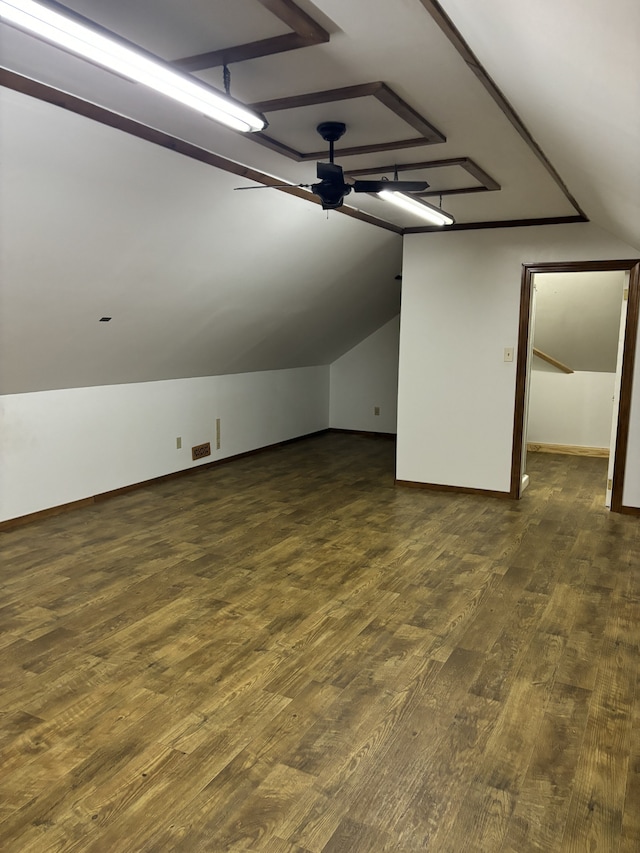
[176,437,182,450]
[374,406,380,416]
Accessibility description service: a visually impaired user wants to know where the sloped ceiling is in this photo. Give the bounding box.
[0,88,402,394]
[533,271,626,373]
[0,0,638,394]
[437,0,640,251]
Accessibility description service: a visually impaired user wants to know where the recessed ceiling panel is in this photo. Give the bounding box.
[61,0,287,59]
[265,98,412,153]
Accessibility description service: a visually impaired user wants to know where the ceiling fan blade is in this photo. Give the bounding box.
[317,161,344,181]
[352,180,429,193]
[234,183,311,190]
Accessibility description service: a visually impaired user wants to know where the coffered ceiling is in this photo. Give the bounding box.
[3,0,633,236]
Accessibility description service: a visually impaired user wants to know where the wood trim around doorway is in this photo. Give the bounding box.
[612,262,640,512]
[510,259,640,512]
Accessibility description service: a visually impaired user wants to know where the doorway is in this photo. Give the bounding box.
[510,259,640,513]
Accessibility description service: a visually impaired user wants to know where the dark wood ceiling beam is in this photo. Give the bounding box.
[402,215,587,234]
[251,82,385,112]
[172,32,325,72]
[458,158,500,191]
[420,186,494,197]
[299,138,432,161]
[346,157,471,176]
[250,132,304,159]
[172,0,329,71]
[417,0,587,218]
[374,84,445,141]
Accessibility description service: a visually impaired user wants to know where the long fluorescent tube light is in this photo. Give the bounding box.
[378,190,455,226]
[0,0,267,133]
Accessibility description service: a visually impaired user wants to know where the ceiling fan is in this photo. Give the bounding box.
[236,122,429,210]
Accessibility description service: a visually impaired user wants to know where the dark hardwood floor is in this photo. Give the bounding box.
[1,433,638,852]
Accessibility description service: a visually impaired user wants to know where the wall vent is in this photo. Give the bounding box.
[192,442,211,460]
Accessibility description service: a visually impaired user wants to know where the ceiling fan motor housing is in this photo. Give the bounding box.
[316,121,347,144]
[313,178,351,209]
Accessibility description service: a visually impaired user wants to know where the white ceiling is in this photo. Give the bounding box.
[0,0,638,393]
[438,0,640,249]
[4,0,635,231]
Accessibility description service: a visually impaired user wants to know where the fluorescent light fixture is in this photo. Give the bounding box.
[378,190,455,226]
[0,0,267,133]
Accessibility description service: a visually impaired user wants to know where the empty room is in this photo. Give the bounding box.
[1,1,639,851]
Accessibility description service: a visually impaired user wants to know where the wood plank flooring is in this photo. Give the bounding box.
[1,433,638,852]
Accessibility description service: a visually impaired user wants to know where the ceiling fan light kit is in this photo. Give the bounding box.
[378,190,455,226]
[0,0,267,132]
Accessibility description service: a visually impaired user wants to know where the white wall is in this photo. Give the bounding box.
[330,316,400,433]
[527,370,615,448]
[397,222,640,502]
[0,366,329,521]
